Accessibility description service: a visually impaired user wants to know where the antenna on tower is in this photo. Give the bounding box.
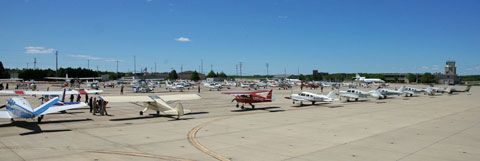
[34,57,37,69]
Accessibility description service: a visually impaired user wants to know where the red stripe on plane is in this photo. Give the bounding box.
[14,91,25,95]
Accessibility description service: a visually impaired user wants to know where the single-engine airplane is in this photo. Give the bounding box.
[285,90,337,106]
[222,90,273,110]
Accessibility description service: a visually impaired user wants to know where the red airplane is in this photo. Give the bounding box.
[301,81,320,89]
[222,90,273,110]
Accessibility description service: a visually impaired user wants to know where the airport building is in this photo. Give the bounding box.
[434,61,459,84]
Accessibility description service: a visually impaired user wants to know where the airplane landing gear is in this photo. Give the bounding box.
[312,101,316,105]
[139,111,143,115]
[236,104,239,108]
[37,115,44,123]
[249,103,255,109]
[355,98,358,102]
[157,111,160,115]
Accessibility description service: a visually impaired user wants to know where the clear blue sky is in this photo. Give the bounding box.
[1,0,479,75]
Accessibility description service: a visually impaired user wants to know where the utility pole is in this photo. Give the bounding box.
[97,65,99,72]
[201,59,203,74]
[116,60,119,73]
[33,57,37,69]
[133,55,136,75]
[154,62,157,73]
[27,63,29,69]
[284,67,286,78]
[55,51,58,75]
[266,63,269,76]
[297,67,299,76]
[239,62,243,77]
[88,59,90,69]
[181,64,183,73]
[236,64,238,76]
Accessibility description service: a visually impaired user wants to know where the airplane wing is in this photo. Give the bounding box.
[40,103,88,115]
[340,93,359,98]
[0,111,12,118]
[222,90,270,96]
[158,94,201,102]
[77,77,102,80]
[100,96,154,103]
[45,77,67,80]
[0,90,103,95]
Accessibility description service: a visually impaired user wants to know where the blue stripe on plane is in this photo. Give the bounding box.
[34,97,59,115]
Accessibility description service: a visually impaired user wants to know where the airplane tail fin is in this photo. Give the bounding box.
[465,85,472,92]
[355,73,360,79]
[266,90,273,100]
[34,97,59,115]
[175,103,184,119]
[398,85,405,93]
[327,90,336,99]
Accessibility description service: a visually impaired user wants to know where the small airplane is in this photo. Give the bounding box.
[374,86,404,99]
[203,82,222,91]
[447,85,472,94]
[400,86,427,97]
[100,94,201,119]
[339,89,374,101]
[354,73,385,83]
[222,90,273,110]
[285,90,337,106]
[0,89,103,105]
[165,81,185,92]
[0,97,87,122]
[301,81,320,89]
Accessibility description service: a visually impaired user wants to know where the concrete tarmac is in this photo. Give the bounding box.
[0,84,478,161]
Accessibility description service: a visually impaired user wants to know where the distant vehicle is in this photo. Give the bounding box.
[222,90,273,110]
[100,94,201,119]
[285,90,337,106]
[354,73,385,83]
[0,97,87,122]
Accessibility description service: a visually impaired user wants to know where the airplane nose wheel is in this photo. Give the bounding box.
[139,111,143,115]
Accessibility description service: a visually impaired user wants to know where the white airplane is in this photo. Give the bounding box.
[400,86,426,97]
[0,97,87,122]
[100,94,201,119]
[203,82,222,91]
[354,73,385,83]
[339,89,377,101]
[45,74,101,82]
[286,90,338,106]
[85,80,100,90]
[374,86,404,99]
[0,89,103,95]
[165,81,185,92]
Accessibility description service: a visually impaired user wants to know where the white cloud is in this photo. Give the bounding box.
[69,54,121,62]
[422,66,429,70]
[431,65,440,70]
[175,37,191,42]
[277,16,288,19]
[25,46,55,54]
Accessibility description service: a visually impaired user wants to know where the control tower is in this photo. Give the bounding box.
[445,61,456,75]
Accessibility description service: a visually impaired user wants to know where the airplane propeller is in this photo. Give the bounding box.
[231,98,236,102]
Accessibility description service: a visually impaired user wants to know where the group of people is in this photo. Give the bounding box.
[88,97,108,116]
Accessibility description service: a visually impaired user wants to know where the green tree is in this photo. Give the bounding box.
[407,73,416,83]
[190,71,200,81]
[420,72,437,83]
[168,70,178,80]
[207,70,217,77]
[218,72,227,78]
[298,74,306,81]
[0,61,9,78]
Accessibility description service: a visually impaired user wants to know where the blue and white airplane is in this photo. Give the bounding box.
[0,97,87,123]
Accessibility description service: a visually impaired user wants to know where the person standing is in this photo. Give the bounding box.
[69,94,74,102]
[76,94,81,102]
[120,85,124,95]
[92,97,97,115]
[5,83,8,90]
[102,100,108,116]
[88,97,93,113]
[85,93,89,103]
[197,83,201,93]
